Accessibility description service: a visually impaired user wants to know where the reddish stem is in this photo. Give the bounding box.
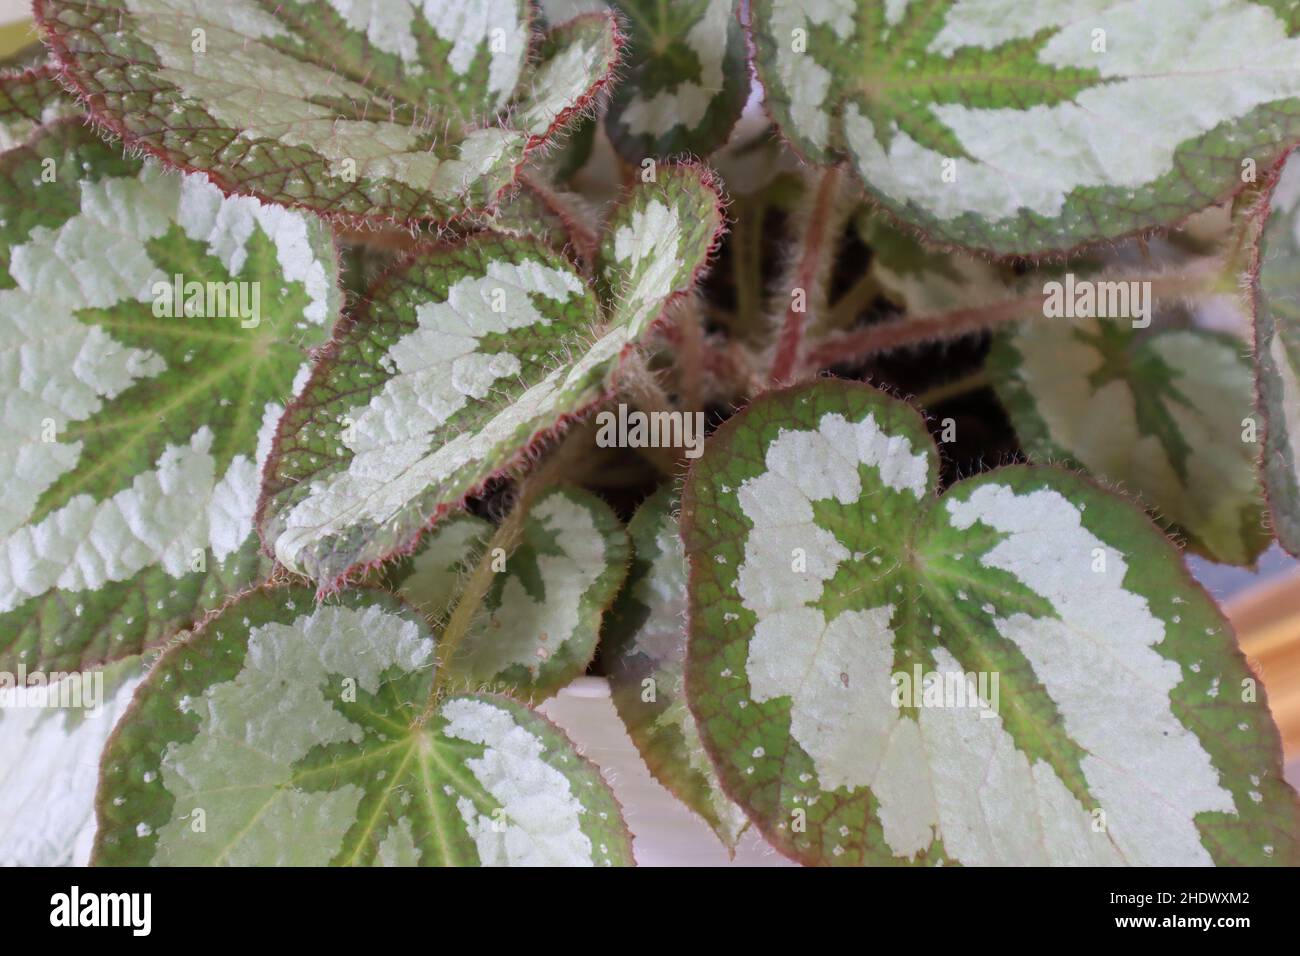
[769,166,841,385]
[804,264,1221,371]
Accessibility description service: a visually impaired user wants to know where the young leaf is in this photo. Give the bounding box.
[990,318,1269,566]
[683,379,1299,866]
[36,0,620,225]
[93,584,634,866]
[381,487,630,702]
[0,658,145,865]
[605,0,748,161]
[749,0,1300,255]
[1254,153,1300,554]
[259,233,601,586]
[604,486,749,849]
[597,162,726,330]
[0,66,77,153]
[260,165,723,588]
[0,121,340,674]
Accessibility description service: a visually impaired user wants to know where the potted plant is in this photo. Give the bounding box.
[2,0,1299,867]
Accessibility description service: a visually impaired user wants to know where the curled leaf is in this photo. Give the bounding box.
[605,0,748,160]
[604,486,749,849]
[0,66,77,153]
[260,165,724,587]
[381,487,630,702]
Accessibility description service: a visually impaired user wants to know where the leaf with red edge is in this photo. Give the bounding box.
[604,0,748,161]
[683,379,1299,866]
[36,0,621,225]
[749,0,1300,256]
[259,164,725,589]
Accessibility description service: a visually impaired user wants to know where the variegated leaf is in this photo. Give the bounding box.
[380,487,629,702]
[36,0,620,224]
[0,120,340,674]
[683,379,1299,866]
[750,0,1300,255]
[260,165,723,588]
[259,233,602,588]
[0,657,145,865]
[93,585,633,866]
[605,0,747,160]
[597,162,725,328]
[0,66,78,153]
[1255,153,1300,554]
[604,486,749,849]
[990,318,1269,566]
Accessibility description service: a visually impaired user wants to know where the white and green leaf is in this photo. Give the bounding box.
[750,0,1300,255]
[597,162,725,330]
[1255,152,1300,555]
[604,486,749,850]
[605,0,748,160]
[260,165,723,588]
[683,379,1299,866]
[0,657,145,865]
[92,584,634,866]
[990,318,1270,565]
[0,119,340,674]
[36,0,620,224]
[380,487,630,702]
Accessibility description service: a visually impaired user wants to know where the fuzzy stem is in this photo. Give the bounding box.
[915,369,995,407]
[675,297,706,412]
[1220,180,1271,292]
[614,351,682,475]
[652,319,751,397]
[828,269,883,331]
[732,196,764,332]
[337,224,423,254]
[804,262,1222,371]
[769,166,843,385]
